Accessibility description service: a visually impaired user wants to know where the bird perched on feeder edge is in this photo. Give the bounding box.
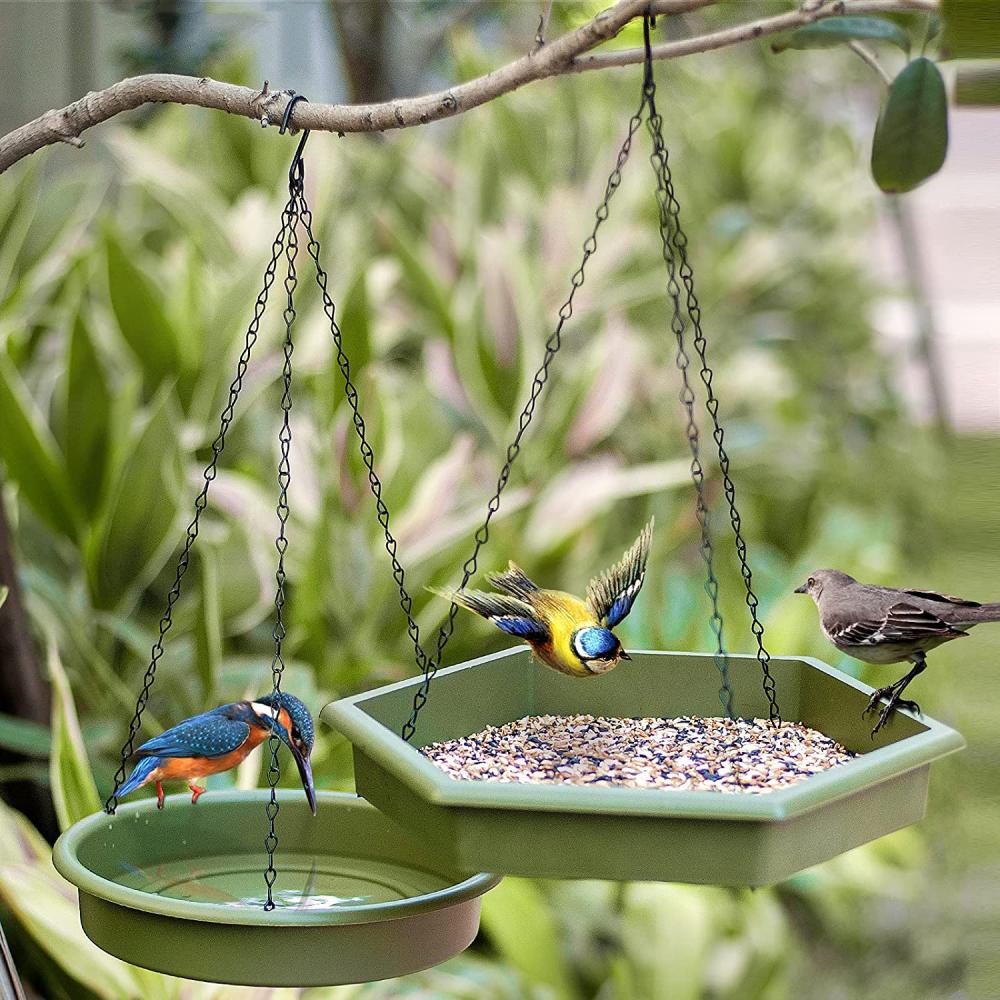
[433,519,653,678]
[796,569,1000,735]
[114,692,317,813]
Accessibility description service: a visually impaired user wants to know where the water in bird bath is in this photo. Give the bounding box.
[114,851,444,910]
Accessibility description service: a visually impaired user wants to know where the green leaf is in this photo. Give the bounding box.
[956,63,1000,105]
[194,547,221,703]
[47,640,101,830]
[0,585,6,610]
[479,878,577,1000]
[0,713,51,758]
[871,58,948,194]
[65,309,113,516]
[105,229,183,394]
[772,16,911,54]
[941,0,1000,59]
[85,387,183,609]
[0,351,80,540]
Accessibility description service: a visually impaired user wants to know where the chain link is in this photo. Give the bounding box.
[641,15,781,724]
[263,180,301,910]
[104,191,297,815]
[646,102,735,721]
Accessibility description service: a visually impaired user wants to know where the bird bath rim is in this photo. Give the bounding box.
[53,790,500,927]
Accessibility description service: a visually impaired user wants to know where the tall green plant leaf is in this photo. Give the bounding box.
[47,640,101,830]
[85,387,183,609]
[0,351,79,540]
[105,230,183,393]
[940,0,1000,59]
[194,547,221,703]
[871,58,948,193]
[0,713,50,758]
[772,16,910,54]
[65,309,113,516]
[479,878,577,1000]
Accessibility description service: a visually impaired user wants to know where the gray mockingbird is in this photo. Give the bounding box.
[795,569,1000,735]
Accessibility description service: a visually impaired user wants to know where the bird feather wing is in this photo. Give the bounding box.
[487,562,540,600]
[433,587,550,641]
[900,587,981,608]
[134,709,251,760]
[831,602,967,647]
[586,519,653,628]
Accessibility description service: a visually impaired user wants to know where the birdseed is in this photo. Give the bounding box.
[422,715,855,794]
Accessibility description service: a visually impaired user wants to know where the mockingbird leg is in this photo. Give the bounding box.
[865,654,927,737]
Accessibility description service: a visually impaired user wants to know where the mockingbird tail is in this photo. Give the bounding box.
[962,602,1000,623]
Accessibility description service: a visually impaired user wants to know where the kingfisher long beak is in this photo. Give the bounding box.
[794,584,807,594]
[291,746,317,816]
[620,650,632,661]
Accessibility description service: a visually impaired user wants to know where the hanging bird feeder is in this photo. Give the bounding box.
[52,98,498,987]
[319,16,963,886]
[51,11,964,987]
[323,650,961,886]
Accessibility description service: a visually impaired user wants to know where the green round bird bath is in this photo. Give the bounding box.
[53,790,500,987]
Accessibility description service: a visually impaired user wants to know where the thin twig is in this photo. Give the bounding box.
[0,0,938,174]
[848,40,893,86]
[534,0,556,53]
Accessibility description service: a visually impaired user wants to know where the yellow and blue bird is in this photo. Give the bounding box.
[435,519,653,677]
[114,692,316,814]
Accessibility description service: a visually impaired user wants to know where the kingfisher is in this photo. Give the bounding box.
[434,519,653,678]
[114,692,317,814]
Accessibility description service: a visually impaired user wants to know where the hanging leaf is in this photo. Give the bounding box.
[105,229,183,394]
[871,58,948,194]
[0,351,80,541]
[48,640,102,830]
[85,387,184,609]
[956,64,1000,105]
[772,16,910,54]
[0,585,5,610]
[65,309,113,516]
[0,713,50,758]
[940,0,1000,59]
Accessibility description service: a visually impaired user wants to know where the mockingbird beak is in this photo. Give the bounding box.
[793,583,807,594]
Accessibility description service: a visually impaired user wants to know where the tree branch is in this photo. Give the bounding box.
[0,0,938,175]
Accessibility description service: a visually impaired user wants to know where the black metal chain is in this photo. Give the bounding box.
[642,19,734,721]
[295,107,643,743]
[641,14,781,724]
[402,105,646,741]
[104,189,297,815]
[262,181,301,913]
[262,95,309,909]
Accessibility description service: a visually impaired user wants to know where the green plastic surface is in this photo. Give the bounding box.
[52,791,500,986]
[323,648,964,886]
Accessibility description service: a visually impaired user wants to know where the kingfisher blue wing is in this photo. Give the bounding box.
[586,519,654,628]
[431,588,550,642]
[134,708,251,760]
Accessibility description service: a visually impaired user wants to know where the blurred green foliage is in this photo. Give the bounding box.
[0,21,989,1000]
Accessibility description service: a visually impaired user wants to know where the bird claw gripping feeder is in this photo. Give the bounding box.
[52,14,963,988]
[52,95,499,988]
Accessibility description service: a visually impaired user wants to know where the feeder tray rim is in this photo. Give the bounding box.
[322,648,965,823]
[53,790,501,928]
